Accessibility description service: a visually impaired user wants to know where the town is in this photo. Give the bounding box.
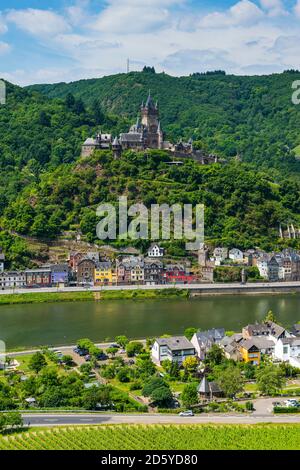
[1,312,300,417]
[0,243,300,289]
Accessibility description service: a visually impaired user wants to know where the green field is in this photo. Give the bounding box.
[1,424,300,450]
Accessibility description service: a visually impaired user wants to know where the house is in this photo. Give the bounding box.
[25,268,52,287]
[117,256,144,284]
[242,321,287,342]
[213,247,228,266]
[220,334,243,361]
[198,247,215,281]
[147,243,164,258]
[51,264,70,286]
[151,336,196,365]
[81,132,112,157]
[0,271,26,289]
[144,259,164,285]
[0,250,5,272]
[256,255,279,282]
[86,252,100,263]
[197,376,223,400]
[94,261,117,286]
[163,264,196,284]
[77,259,96,286]
[239,339,261,365]
[274,337,300,368]
[68,252,84,272]
[291,324,300,337]
[229,248,244,263]
[191,328,225,360]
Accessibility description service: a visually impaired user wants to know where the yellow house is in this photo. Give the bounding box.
[239,339,260,365]
[94,262,117,286]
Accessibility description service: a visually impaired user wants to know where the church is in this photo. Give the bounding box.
[81,92,219,164]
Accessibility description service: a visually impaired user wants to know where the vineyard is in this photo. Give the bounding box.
[1,424,300,450]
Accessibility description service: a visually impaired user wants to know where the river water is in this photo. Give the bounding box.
[0,294,299,350]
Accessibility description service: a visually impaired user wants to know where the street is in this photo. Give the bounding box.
[21,411,300,427]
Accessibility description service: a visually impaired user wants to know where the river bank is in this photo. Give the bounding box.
[0,288,189,305]
[1,281,300,305]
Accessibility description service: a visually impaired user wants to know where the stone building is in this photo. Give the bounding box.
[82,92,218,163]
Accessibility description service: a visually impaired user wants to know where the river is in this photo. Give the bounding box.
[0,294,300,350]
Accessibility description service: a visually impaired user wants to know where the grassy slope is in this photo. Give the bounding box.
[1,424,300,450]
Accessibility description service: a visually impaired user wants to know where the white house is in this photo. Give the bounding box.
[147,244,164,258]
[191,328,225,360]
[213,248,228,266]
[274,337,300,368]
[151,336,195,365]
[0,271,26,289]
[0,252,4,273]
[229,248,244,263]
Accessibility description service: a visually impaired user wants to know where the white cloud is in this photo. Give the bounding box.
[199,0,264,29]
[90,0,184,34]
[259,0,288,17]
[0,41,10,55]
[0,13,7,34]
[7,8,71,37]
[162,48,236,74]
[294,0,300,17]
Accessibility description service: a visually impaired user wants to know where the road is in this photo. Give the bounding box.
[21,412,300,427]
[2,281,300,295]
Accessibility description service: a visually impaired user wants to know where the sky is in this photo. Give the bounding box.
[0,0,300,85]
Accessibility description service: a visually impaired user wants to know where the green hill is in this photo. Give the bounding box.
[27,70,300,176]
[1,73,300,266]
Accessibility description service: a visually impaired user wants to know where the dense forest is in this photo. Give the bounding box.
[28,69,300,176]
[0,71,300,266]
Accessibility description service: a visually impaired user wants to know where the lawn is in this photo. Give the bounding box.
[1,424,300,450]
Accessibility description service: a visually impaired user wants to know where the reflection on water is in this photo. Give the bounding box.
[0,294,299,349]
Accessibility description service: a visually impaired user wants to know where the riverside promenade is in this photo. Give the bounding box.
[1,281,300,296]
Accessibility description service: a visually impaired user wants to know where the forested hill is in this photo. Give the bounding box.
[27,70,300,176]
[0,78,300,261]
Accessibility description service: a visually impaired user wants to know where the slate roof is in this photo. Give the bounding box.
[156,336,194,351]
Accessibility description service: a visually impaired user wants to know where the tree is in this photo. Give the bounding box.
[61,355,73,366]
[264,310,278,324]
[115,336,129,348]
[151,386,173,407]
[243,362,256,380]
[28,352,47,373]
[136,357,156,378]
[126,342,144,357]
[117,367,130,383]
[181,383,198,408]
[256,365,285,395]
[184,327,198,341]
[205,344,224,367]
[183,356,199,375]
[216,366,244,398]
[106,347,118,357]
[142,377,168,397]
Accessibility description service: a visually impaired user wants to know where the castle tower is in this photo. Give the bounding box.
[141,91,160,149]
[112,137,122,159]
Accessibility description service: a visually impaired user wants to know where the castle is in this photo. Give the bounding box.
[81,92,220,164]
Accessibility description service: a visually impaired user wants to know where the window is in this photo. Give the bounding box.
[283,346,288,354]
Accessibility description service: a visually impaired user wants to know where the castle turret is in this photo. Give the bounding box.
[141,91,160,148]
[112,136,122,159]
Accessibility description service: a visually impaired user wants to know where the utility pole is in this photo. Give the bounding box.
[127,58,130,74]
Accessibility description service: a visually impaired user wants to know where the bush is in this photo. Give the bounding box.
[245,401,254,411]
[274,407,300,414]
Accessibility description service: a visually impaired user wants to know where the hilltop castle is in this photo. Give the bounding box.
[81,92,220,164]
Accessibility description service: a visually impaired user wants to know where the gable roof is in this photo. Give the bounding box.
[156,336,194,351]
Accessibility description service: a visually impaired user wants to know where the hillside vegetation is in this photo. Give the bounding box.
[1,424,300,450]
[1,150,299,253]
[28,70,300,176]
[1,72,300,267]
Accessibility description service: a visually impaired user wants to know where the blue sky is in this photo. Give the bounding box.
[0,1,300,85]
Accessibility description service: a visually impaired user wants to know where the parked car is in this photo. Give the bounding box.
[97,353,108,361]
[179,410,194,417]
[119,349,126,354]
[85,354,91,362]
[285,399,300,408]
[272,401,282,408]
[110,344,119,349]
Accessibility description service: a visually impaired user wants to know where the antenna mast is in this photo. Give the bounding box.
[127,58,130,73]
